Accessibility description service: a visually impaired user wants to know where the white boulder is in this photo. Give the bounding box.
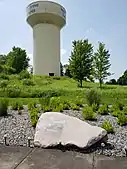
[34,112,107,149]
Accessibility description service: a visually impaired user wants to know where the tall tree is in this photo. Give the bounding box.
[69,39,93,87]
[7,46,30,74]
[117,70,127,85]
[0,55,8,65]
[93,42,111,88]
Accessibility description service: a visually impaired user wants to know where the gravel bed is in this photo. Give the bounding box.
[63,110,127,157]
[0,108,35,147]
[0,107,127,157]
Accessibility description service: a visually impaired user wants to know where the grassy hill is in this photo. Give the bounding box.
[0,73,127,106]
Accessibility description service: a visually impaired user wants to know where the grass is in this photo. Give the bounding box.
[0,74,127,105]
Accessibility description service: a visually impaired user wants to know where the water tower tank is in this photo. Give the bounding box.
[26,0,66,76]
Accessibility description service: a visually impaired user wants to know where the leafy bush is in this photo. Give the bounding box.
[6,86,21,98]
[82,105,97,120]
[19,70,31,80]
[101,121,114,133]
[117,113,127,126]
[52,103,64,112]
[86,89,101,106]
[70,103,80,110]
[0,74,9,80]
[29,108,39,128]
[123,106,127,115]
[115,101,124,110]
[63,103,70,110]
[98,104,109,115]
[111,110,123,117]
[22,79,35,86]
[39,97,50,112]
[0,80,8,88]
[0,99,9,116]
[91,103,98,112]
[75,96,83,107]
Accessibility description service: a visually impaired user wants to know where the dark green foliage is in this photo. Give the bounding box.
[19,70,31,80]
[0,80,8,88]
[91,103,98,112]
[0,99,9,116]
[60,62,64,76]
[69,39,93,87]
[106,79,117,85]
[101,121,114,133]
[117,113,127,126]
[29,108,39,128]
[64,64,72,78]
[98,104,109,115]
[6,86,21,98]
[0,74,9,80]
[82,105,97,120]
[117,70,127,85]
[86,89,101,106]
[93,42,111,88]
[22,79,35,86]
[7,46,30,74]
[70,103,80,110]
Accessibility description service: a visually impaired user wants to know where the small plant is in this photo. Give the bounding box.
[0,74,9,80]
[91,103,98,112]
[63,103,70,110]
[75,96,83,107]
[123,106,127,115]
[29,108,39,128]
[117,113,127,126]
[0,99,9,116]
[111,110,122,117]
[98,104,109,115]
[70,103,80,111]
[101,121,114,133]
[0,80,8,88]
[82,105,97,120]
[6,86,21,98]
[19,70,31,80]
[39,97,50,111]
[86,89,101,106]
[22,79,35,86]
[115,101,124,111]
[52,103,64,112]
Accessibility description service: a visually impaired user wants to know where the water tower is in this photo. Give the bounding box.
[26,0,66,76]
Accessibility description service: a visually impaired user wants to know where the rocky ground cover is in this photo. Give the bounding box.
[0,104,127,157]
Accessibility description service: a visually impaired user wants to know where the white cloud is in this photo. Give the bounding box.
[28,48,67,66]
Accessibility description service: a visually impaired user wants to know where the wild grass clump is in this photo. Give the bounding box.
[98,104,109,115]
[22,79,35,86]
[117,113,127,126]
[101,121,114,133]
[6,86,21,98]
[29,108,39,128]
[86,89,101,106]
[19,70,31,80]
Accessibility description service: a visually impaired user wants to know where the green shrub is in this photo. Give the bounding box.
[0,80,8,88]
[70,103,80,111]
[39,97,50,111]
[53,76,60,80]
[50,97,61,109]
[19,70,31,80]
[75,96,83,107]
[98,104,109,115]
[0,74,9,80]
[101,121,114,133]
[29,108,39,128]
[22,79,35,86]
[63,103,70,110]
[82,105,97,120]
[117,113,127,126]
[91,103,98,112]
[52,103,64,112]
[123,106,127,115]
[86,89,101,106]
[111,110,123,117]
[0,99,9,116]
[6,86,21,98]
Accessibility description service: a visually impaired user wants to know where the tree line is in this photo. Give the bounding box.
[0,40,126,87]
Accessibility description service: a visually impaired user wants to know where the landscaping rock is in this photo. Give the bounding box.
[34,112,107,149]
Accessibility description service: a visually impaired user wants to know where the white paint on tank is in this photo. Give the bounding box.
[26,0,66,76]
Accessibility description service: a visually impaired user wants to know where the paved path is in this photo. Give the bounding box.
[0,145,127,169]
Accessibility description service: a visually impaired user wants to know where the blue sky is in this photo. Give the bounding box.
[0,0,127,80]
